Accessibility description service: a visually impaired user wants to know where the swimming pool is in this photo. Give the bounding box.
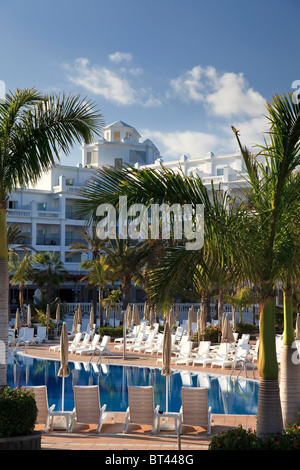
[7,352,258,415]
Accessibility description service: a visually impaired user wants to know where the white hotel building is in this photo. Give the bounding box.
[7,120,251,306]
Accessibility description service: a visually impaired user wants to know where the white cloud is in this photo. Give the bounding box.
[142,128,223,160]
[109,52,133,64]
[64,57,161,108]
[168,65,266,119]
[64,57,136,106]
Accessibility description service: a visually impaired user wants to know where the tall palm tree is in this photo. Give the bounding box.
[67,226,106,316]
[231,92,300,436]
[79,256,113,327]
[0,88,103,385]
[7,223,34,257]
[102,237,154,310]
[9,254,33,321]
[31,251,68,302]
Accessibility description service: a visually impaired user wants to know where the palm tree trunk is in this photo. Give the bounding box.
[280,285,300,428]
[256,285,283,437]
[122,275,131,310]
[0,204,9,387]
[99,286,104,328]
[218,288,224,327]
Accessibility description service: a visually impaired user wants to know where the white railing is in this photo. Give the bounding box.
[62,302,259,325]
[7,209,31,218]
[37,210,60,218]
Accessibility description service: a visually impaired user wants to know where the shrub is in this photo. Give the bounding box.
[0,387,38,438]
[209,424,300,450]
[209,426,257,450]
[235,322,256,337]
[98,326,123,338]
[199,325,221,343]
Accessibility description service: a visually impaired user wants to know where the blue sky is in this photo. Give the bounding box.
[1,0,299,165]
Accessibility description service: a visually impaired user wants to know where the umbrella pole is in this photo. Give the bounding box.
[62,377,65,412]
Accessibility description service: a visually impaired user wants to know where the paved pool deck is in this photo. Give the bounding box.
[15,339,259,451]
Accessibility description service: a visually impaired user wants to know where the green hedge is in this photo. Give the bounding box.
[0,387,38,438]
[209,424,300,450]
[235,322,257,336]
[98,326,124,338]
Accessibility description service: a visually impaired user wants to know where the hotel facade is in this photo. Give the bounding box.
[7,120,254,308]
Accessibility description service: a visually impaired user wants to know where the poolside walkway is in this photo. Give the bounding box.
[17,339,259,451]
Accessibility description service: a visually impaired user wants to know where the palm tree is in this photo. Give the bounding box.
[231,92,300,436]
[79,256,113,327]
[102,237,154,310]
[67,226,105,316]
[0,87,103,386]
[31,251,68,302]
[7,223,34,257]
[9,254,33,321]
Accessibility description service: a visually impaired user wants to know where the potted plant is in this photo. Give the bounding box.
[0,386,41,450]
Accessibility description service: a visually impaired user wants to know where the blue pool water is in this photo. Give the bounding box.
[7,352,258,415]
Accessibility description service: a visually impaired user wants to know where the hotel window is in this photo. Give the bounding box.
[216,168,224,176]
[8,201,18,209]
[65,178,74,186]
[113,131,120,142]
[37,202,46,211]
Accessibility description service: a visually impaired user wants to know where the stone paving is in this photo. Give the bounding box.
[18,339,259,451]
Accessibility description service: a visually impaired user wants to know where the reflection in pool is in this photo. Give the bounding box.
[7,352,258,415]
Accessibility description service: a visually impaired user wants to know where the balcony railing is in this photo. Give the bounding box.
[7,209,31,218]
[37,210,60,218]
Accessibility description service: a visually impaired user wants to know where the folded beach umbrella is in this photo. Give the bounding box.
[187,308,193,338]
[27,304,32,328]
[149,307,154,328]
[126,304,132,329]
[221,314,235,343]
[133,304,140,326]
[168,306,176,330]
[72,308,78,334]
[161,321,174,429]
[14,308,21,333]
[58,322,70,412]
[55,303,61,324]
[77,303,82,324]
[175,303,179,321]
[190,305,196,323]
[89,305,94,331]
